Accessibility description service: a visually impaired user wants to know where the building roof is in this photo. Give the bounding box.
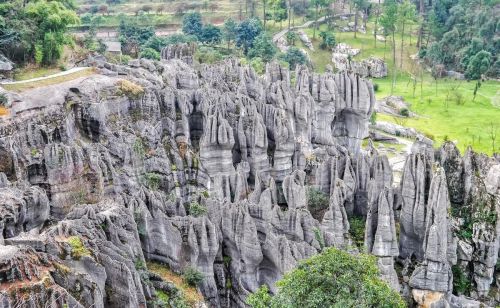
[104,41,122,53]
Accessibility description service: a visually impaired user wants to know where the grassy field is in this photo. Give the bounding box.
[297,18,499,155]
[13,66,63,81]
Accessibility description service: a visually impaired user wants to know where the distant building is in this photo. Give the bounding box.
[103,41,122,55]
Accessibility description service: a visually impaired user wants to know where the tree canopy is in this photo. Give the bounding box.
[182,12,203,39]
[236,18,263,54]
[0,0,79,65]
[247,248,405,308]
[281,47,307,69]
[422,0,498,77]
[248,33,277,62]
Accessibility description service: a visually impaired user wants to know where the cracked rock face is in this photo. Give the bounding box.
[0,53,498,308]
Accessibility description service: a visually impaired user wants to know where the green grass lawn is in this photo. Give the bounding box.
[3,68,96,92]
[376,77,499,155]
[13,66,63,81]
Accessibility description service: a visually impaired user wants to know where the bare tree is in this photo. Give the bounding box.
[489,122,497,153]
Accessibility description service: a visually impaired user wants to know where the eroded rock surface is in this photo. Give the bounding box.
[0,54,498,308]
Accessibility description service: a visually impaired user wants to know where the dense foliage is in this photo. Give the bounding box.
[247,247,406,308]
[422,0,498,79]
[0,0,79,65]
[281,47,307,69]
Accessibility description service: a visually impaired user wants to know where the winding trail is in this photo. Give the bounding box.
[272,13,355,44]
[0,67,90,85]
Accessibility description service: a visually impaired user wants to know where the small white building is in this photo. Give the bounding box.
[103,41,122,55]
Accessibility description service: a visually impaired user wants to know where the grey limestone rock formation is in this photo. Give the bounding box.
[0,52,498,308]
[332,55,388,78]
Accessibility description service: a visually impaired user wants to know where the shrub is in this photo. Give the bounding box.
[373,83,379,92]
[286,31,298,45]
[155,289,170,306]
[139,47,160,60]
[400,108,410,117]
[135,259,146,270]
[144,173,161,190]
[182,267,204,286]
[247,248,406,308]
[424,132,435,141]
[369,112,377,125]
[67,236,90,260]
[0,93,7,106]
[117,80,144,99]
[319,31,336,50]
[250,57,265,74]
[195,46,223,64]
[452,92,465,105]
[133,138,145,158]
[348,216,366,248]
[281,47,307,69]
[306,187,329,209]
[452,265,471,295]
[189,201,207,217]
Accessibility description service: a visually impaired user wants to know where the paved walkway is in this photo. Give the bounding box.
[272,13,354,44]
[1,67,90,85]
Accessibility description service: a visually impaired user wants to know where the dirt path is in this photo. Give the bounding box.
[272,13,354,44]
[1,67,90,85]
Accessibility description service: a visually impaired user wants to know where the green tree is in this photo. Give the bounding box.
[139,47,160,60]
[311,0,327,40]
[247,248,406,308]
[200,24,222,45]
[118,20,155,56]
[236,18,262,54]
[397,0,416,68]
[182,12,203,39]
[281,47,307,69]
[286,31,298,46]
[271,0,288,29]
[262,0,269,29]
[223,18,238,49]
[465,50,491,80]
[319,31,336,50]
[379,0,398,93]
[143,35,168,52]
[352,0,368,38]
[24,0,79,65]
[248,33,277,62]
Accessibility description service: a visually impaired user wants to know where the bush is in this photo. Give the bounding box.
[400,108,410,117]
[117,79,144,99]
[319,31,336,50]
[67,236,90,260]
[250,57,265,74]
[370,112,377,125]
[189,201,207,217]
[139,47,160,60]
[281,47,307,69]
[306,187,329,209]
[452,265,471,295]
[195,46,223,64]
[348,216,366,248]
[0,94,7,106]
[247,247,406,308]
[424,132,435,141]
[144,173,161,190]
[183,267,204,286]
[286,31,298,45]
[373,83,379,92]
